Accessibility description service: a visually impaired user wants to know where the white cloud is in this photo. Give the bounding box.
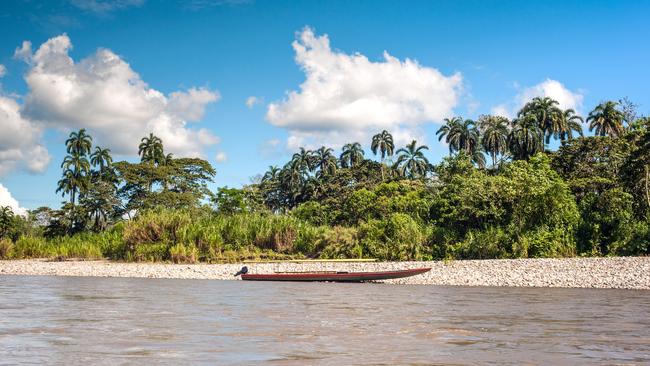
[20,34,220,158]
[490,104,512,118]
[266,27,462,149]
[168,87,220,121]
[0,95,50,176]
[214,151,228,163]
[245,96,262,109]
[0,183,27,216]
[13,41,32,62]
[492,79,584,118]
[70,0,145,14]
[0,65,6,78]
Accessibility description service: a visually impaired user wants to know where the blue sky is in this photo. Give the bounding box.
[1,0,649,211]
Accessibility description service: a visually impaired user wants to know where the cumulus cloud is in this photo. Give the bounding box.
[214,151,228,163]
[13,41,32,62]
[19,34,220,158]
[245,96,262,109]
[266,27,462,149]
[0,65,5,78]
[0,183,27,216]
[491,79,584,118]
[168,87,220,121]
[0,95,50,176]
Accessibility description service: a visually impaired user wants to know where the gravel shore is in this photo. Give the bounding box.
[1,257,649,289]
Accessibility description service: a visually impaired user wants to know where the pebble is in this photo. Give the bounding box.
[0,257,649,289]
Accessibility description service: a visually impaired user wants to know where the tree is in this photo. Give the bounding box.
[0,206,15,239]
[81,178,120,231]
[340,143,365,168]
[479,115,510,168]
[260,166,282,212]
[437,117,481,156]
[436,117,462,155]
[393,140,431,179]
[371,130,395,160]
[551,136,632,199]
[557,109,584,142]
[65,128,93,156]
[371,130,395,180]
[291,147,316,174]
[314,147,337,177]
[90,146,113,172]
[587,101,625,137]
[138,133,165,165]
[114,157,216,212]
[509,115,544,160]
[58,129,93,206]
[518,97,563,145]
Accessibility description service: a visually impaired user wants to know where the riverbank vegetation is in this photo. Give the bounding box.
[1,97,649,262]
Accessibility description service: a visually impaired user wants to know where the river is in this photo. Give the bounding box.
[1,276,649,365]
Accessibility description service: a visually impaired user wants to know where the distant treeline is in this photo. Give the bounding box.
[0,97,648,262]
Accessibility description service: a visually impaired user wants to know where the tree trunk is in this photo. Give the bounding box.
[645,165,650,207]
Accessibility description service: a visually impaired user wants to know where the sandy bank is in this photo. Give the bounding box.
[1,257,649,289]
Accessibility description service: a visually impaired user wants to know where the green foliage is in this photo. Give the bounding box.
[291,201,330,226]
[10,98,650,263]
[431,154,578,259]
[577,189,636,255]
[0,238,12,259]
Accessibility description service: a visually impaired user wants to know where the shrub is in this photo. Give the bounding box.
[133,243,169,262]
[169,244,198,263]
[450,227,511,259]
[12,236,50,258]
[0,238,13,259]
[317,226,361,259]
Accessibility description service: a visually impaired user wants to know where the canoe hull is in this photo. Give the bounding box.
[241,267,430,282]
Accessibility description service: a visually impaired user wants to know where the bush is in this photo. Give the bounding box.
[0,238,13,259]
[170,244,198,263]
[12,236,50,258]
[318,226,361,259]
[292,201,330,226]
[356,214,430,261]
[449,227,511,259]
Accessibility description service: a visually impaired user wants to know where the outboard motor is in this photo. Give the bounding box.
[234,266,248,277]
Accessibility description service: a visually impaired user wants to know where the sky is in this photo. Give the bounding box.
[1,0,649,212]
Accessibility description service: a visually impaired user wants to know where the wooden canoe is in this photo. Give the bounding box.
[240,267,431,282]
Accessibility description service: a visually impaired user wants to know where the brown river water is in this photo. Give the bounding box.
[1,275,649,365]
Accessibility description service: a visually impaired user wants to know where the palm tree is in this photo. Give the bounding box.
[371,130,395,180]
[518,96,563,145]
[291,147,315,174]
[508,115,544,160]
[262,165,281,184]
[587,101,625,137]
[314,147,337,177]
[58,130,93,205]
[56,167,89,205]
[393,140,431,179]
[138,133,165,165]
[557,109,584,141]
[479,115,510,168]
[436,117,463,155]
[90,146,113,172]
[65,129,93,156]
[280,160,307,206]
[260,165,282,212]
[340,142,365,168]
[371,130,395,160]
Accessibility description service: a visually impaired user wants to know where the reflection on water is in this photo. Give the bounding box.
[1,276,649,365]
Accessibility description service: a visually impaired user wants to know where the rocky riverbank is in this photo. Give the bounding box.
[1,257,649,289]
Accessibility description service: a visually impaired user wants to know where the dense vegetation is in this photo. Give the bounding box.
[1,97,649,262]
